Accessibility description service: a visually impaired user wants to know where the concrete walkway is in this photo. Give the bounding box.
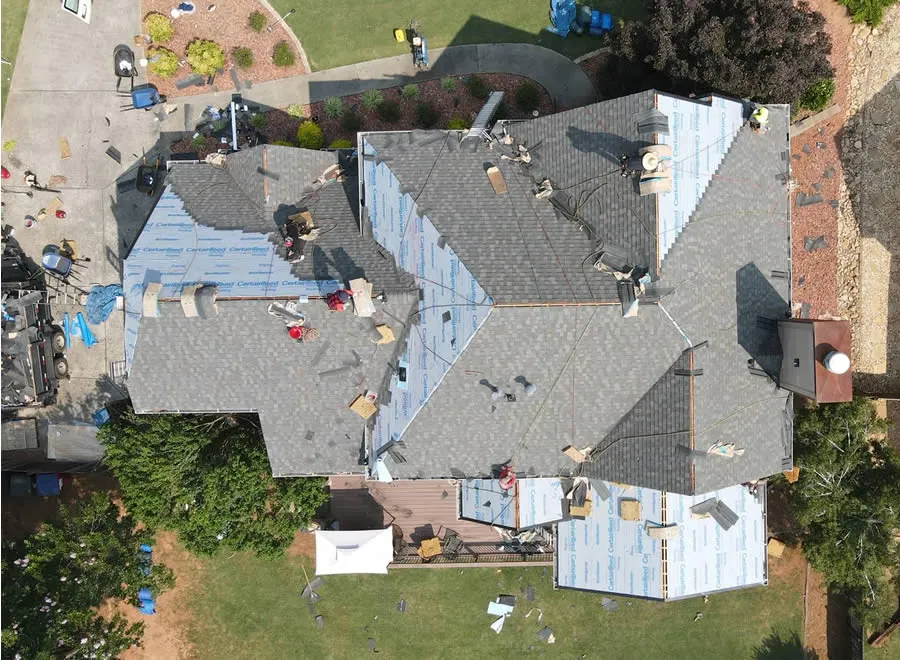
[163,43,596,132]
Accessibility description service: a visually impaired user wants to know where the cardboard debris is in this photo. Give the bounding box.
[58,137,71,159]
[374,324,395,344]
[562,445,588,463]
[568,487,593,518]
[486,166,507,194]
[619,499,641,521]
[349,395,377,419]
[47,175,67,187]
[46,197,63,217]
[783,466,800,483]
[767,538,786,558]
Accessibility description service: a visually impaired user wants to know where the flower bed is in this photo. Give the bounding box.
[263,74,553,145]
[141,0,306,98]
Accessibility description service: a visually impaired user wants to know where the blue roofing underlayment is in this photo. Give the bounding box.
[655,94,745,263]
[459,477,568,529]
[123,187,337,367]
[555,481,766,600]
[361,139,493,467]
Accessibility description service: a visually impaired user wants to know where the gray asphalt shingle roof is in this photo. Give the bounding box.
[369,97,793,494]
[129,294,417,476]
[363,132,610,303]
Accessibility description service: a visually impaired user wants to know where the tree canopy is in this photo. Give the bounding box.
[1,494,173,659]
[789,398,900,628]
[613,0,834,104]
[98,408,330,557]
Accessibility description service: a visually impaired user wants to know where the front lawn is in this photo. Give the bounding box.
[187,549,804,658]
[271,0,647,71]
[1,0,29,117]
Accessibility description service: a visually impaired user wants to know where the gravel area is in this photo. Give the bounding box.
[788,0,852,320]
[840,6,900,394]
[141,0,307,98]
[261,74,553,145]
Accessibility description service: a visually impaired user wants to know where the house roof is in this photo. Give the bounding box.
[363,93,793,494]
[127,91,793,491]
[126,147,417,476]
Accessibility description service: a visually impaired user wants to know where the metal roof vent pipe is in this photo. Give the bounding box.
[824,351,850,375]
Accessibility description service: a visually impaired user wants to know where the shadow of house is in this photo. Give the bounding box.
[837,73,900,398]
[736,262,789,379]
[323,486,386,530]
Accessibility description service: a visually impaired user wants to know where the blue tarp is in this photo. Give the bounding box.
[74,312,97,348]
[85,284,123,324]
[35,474,60,496]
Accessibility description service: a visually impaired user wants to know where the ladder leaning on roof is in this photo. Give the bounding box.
[465,92,505,141]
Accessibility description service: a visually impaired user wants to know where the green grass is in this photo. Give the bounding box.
[271,0,646,71]
[1,0,28,117]
[188,551,803,659]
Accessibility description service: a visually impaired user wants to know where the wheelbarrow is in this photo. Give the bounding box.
[120,84,167,111]
[114,44,137,92]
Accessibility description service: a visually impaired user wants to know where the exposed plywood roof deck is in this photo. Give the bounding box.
[326,476,502,543]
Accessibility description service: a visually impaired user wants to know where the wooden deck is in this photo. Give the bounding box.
[326,476,502,543]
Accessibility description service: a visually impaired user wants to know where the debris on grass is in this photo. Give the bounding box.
[525,607,543,623]
[397,599,407,613]
[315,615,324,629]
[601,597,618,612]
[536,626,555,643]
[525,586,535,601]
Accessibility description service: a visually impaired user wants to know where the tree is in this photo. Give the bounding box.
[789,398,900,629]
[613,0,834,104]
[1,494,173,659]
[99,408,330,557]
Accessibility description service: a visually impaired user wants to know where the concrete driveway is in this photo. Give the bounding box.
[2,1,163,423]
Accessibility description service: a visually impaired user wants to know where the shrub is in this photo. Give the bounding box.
[515,82,541,113]
[323,96,344,118]
[148,47,179,78]
[400,84,419,101]
[798,78,836,112]
[341,112,362,133]
[271,140,295,146]
[440,76,457,92]
[190,134,206,149]
[838,0,894,25]
[465,75,490,101]
[329,139,354,148]
[612,0,833,104]
[446,117,468,130]
[286,104,305,119]
[248,10,267,32]
[296,121,323,149]
[414,102,440,128]
[273,41,295,67]
[376,99,401,123]
[186,39,225,76]
[144,13,173,43]
[249,113,267,130]
[361,89,384,111]
[233,47,254,69]
[494,101,510,120]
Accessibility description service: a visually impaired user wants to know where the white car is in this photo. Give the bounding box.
[61,0,91,23]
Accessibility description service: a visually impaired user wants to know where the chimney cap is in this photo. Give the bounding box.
[824,351,850,375]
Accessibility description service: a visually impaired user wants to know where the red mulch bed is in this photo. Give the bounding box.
[788,0,852,318]
[141,0,306,99]
[263,74,553,146]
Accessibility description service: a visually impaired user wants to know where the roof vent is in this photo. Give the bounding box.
[142,282,162,318]
[637,144,673,196]
[181,284,218,318]
[635,107,670,136]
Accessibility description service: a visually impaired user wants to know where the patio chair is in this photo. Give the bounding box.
[442,528,463,560]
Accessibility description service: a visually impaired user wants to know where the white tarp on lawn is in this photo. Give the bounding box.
[555,481,766,600]
[315,528,393,576]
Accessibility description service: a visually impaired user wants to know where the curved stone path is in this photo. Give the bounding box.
[162,43,597,132]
